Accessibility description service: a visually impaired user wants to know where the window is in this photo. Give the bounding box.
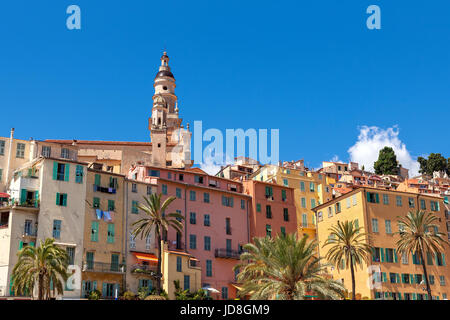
[436,253,445,266]
[302,214,307,227]
[86,252,94,270]
[184,275,190,291]
[53,220,62,239]
[131,183,137,193]
[61,148,70,159]
[431,201,440,212]
[309,182,315,192]
[300,181,305,191]
[108,200,115,211]
[190,212,196,224]
[194,175,204,184]
[16,143,25,158]
[241,199,245,209]
[222,196,234,207]
[0,168,2,182]
[41,145,51,157]
[54,162,68,181]
[383,194,389,205]
[176,256,182,272]
[92,197,100,208]
[280,227,286,237]
[396,196,402,207]
[167,172,172,179]
[301,197,306,208]
[203,192,210,203]
[346,198,351,208]
[111,254,119,272]
[189,235,197,249]
[390,273,400,283]
[408,197,415,208]
[75,165,83,183]
[189,191,196,201]
[317,211,323,222]
[372,219,379,233]
[385,248,395,263]
[91,222,99,242]
[204,236,211,251]
[147,186,153,195]
[372,248,381,262]
[385,220,392,234]
[402,274,410,284]
[283,208,289,222]
[66,247,75,265]
[401,252,408,264]
[162,184,167,195]
[266,205,272,219]
[206,260,212,277]
[148,169,160,177]
[56,193,67,206]
[204,214,210,226]
[221,287,228,299]
[131,201,138,214]
[335,202,341,213]
[283,179,288,186]
[226,218,231,235]
[129,232,136,249]
[328,206,333,217]
[281,189,287,201]
[429,275,435,285]
[311,199,316,209]
[179,174,184,181]
[256,203,261,212]
[440,276,445,286]
[352,194,357,206]
[266,224,272,237]
[107,224,115,243]
[420,199,426,210]
[367,192,379,203]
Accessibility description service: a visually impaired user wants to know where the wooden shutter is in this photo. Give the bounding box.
[56,193,60,205]
[394,249,398,263]
[380,248,385,262]
[20,189,27,205]
[34,191,39,207]
[53,162,58,180]
[62,194,67,206]
[64,164,70,181]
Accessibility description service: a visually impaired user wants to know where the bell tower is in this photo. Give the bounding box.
[149,52,191,168]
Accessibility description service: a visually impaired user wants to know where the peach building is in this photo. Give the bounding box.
[127,165,251,300]
[242,180,297,239]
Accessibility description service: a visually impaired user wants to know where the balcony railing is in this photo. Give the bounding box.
[130,264,158,275]
[215,248,242,260]
[16,199,40,209]
[167,241,184,251]
[82,261,125,273]
[23,229,38,237]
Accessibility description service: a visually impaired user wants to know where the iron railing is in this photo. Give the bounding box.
[82,261,125,273]
[215,248,242,260]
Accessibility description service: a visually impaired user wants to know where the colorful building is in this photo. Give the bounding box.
[313,187,450,300]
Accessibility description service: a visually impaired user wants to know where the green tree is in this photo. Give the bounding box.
[374,146,399,175]
[396,210,448,300]
[418,153,448,176]
[322,220,372,300]
[132,193,184,295]
[234,234,345,300]
[12,238,69,300]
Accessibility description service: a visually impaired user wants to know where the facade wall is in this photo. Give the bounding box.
[316,188,450,300]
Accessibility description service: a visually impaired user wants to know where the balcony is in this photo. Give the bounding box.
[215,248,242,260]
[22,228,37,238]
[82,261,125,273]
[130,264,158,276]
[167,241,184,251]
[93,184,117,194]
[16,199,40,209]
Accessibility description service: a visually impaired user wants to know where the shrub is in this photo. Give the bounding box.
[88,290,102,300]
[145,295,167,300]
[122,291,135,300]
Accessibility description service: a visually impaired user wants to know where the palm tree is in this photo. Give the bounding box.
[322,220,372,300]
[132,193,184,294]
[233,233,345,300]
[12,238,69,300]
[396,210,448,300]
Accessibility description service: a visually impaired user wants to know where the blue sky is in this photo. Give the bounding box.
[1,1,449,172]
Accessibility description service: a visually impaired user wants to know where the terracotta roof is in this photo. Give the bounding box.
[185,167,209,175]
[45,139,152,146]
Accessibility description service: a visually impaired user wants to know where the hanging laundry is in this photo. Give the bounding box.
[108,187,113,193]
[103,211,112,221]
[95,209,103,220]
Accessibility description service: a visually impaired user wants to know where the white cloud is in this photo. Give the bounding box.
[347,126,420,176]
[330,155,342,163]
[199,153,234,175]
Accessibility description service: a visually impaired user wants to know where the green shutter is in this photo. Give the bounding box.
[394,249,398,263]
[34,191,39,207]
[95,174,101,186]
[64,164,70,181]
[56,193,60,205]
[18,241,23,250]
[375,193,380,203]
[20,189,27,205]
[382,272,387,282]
[442,253,446,266]
[380,248,385,262]
[62,194,67,206]
[396,273,400,283]
[29,241,35,247]
[53,162,58,180]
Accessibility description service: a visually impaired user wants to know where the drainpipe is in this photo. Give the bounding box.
[123,180,129,291]
[4,128,14,191]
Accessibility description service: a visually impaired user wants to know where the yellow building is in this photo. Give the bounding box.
[252,163,332,238]
[81,169,126,299]
[161,242,202,299]
[313,187,450,300]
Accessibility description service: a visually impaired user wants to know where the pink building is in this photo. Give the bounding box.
[243,180,297,239]
[127,165,251,299]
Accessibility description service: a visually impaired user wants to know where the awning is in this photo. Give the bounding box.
[0,193,10,198]
[133,252,158,263]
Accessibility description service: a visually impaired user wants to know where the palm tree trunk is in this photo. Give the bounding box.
[156,230,162,295]
[38,275,44,300]
[350,256,356,300]
[419,250,432,300]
